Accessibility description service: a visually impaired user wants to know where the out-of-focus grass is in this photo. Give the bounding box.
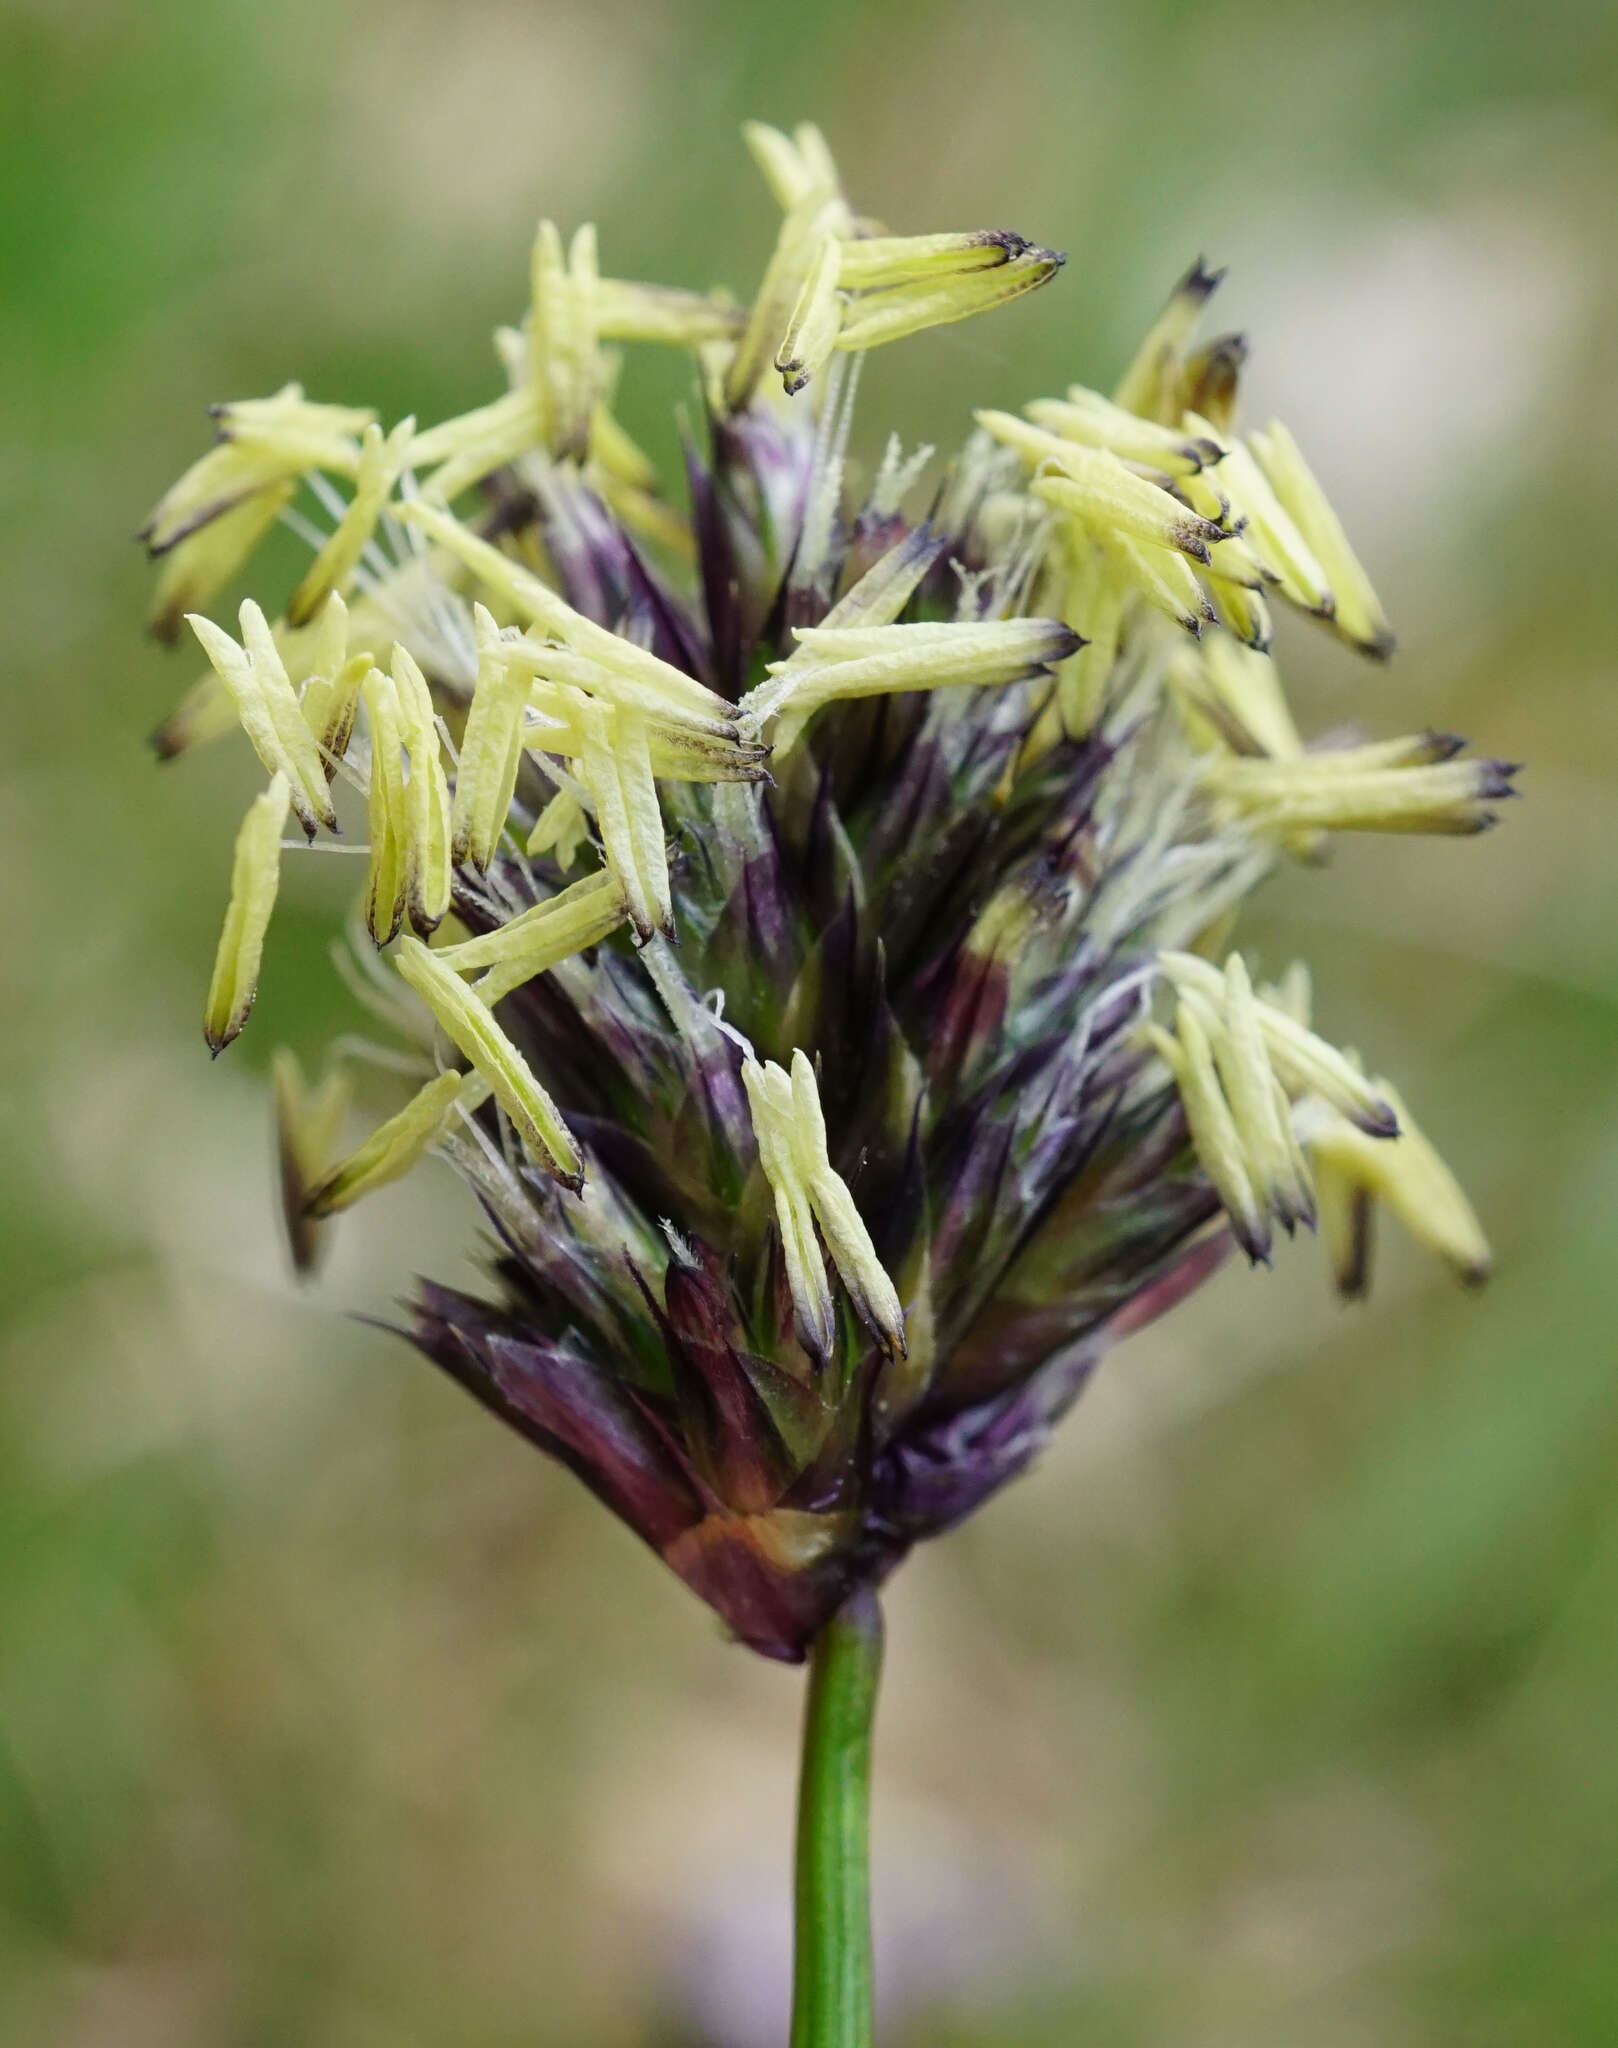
[2,1,1616,2041]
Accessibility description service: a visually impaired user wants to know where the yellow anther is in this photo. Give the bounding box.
[303,1067,485,1219]
[451,606,533,872]
[1026,387,1225,474]
[389,645,452,934]
[434,868,629,1006]
[148,482,294,643]
[1112,259,1224,424]
[1302,1080,1491,1294]
[287,416,416,628]
[1203,742,1515,837]
[205,773,290,1053]
[743,1050,905,1361]
[525,787,591,868]
[530,219,603,459]
[272,1049,353,1269]
[188,601,337,836]
[776,234,845,396]
[296,592,371,769]
[1159,951,1397,1135]
[833,244,1062,354]
[1248,419,1395,658]
[394,936,582,1187]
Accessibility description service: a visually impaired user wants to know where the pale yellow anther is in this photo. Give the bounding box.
[989,428,1225,564]
[272,1049,353,1270]
[148,481,294,642]
[834,245,1062,355]
[743,1050,906,1361]
[360,665,411,944]
[746,615,1078,750]
[1112,260,1224,424]
[434,868,629,1006]
[397,499,731,726]
[1206,955,1315,1232]
[188,601,338,836]
[395,936,582,1187]
[744,121,841,212]
[728,125,851,407]
[1249,420,1394,658]
[1184,417,1332,614]
[1159,951,1398,1136]
[390,645,453,933]
[1204,573,1273,653]
[590,278,746,346]
[526,787,592,867]
[530,219,603,459]
[1145,1008,1270,1261]
[570,694,672,942]
[1109,530,1215,636]
[1301,1080,1492,1294]
[1049,529,1127,737]
[411,388,536,506]
[452,606,533,872]
[1026,388,1226,474]
[837,231,1028,291]
[296,593,370,769]
[776,234,845,396]
[142,385,373,560]
[1168,633,1304,761]
[1203,743,1510,837]
[205,773,290,1053]
[303,1067,485,1219]
[287,417,416,628]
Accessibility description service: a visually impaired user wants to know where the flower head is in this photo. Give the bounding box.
[142,128,1514,1659]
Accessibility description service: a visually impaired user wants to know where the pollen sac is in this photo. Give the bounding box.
[1146,953,1324,1263]
[529,219,605,461]
[361,665,411,945]
[726,122,852,408]
[451,606,533,873]
[729,120,1061,403]
[394,936,582,1188]
[1203,738,1519,838]
[188,601,339,837]
[775,234,845,397]
[743,1051,906,1363]
[525,788,591,867]
[142,384,371,554]
[147,481,295,643]
[1167,631,1304,761]
[273,1049,352,1270]
[832,242,1063,355]
[433,867,629,1006]
[296,593,371,772]
[304,1067,479,1219]
[979,411,1225,561]
[1025,387,1226,474]
[287,417,416,628]
[1112,257,1225,423]
[749,614,1079,752]
[1249,420,1394,658]
[1159,951,1398,1137]
[1301,1079,1492,1295]
[205,773,290,1054]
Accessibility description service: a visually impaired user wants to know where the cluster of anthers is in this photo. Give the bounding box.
[141,121,1511,1654]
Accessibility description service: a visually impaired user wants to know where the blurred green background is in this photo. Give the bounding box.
[4,0,1618,2041]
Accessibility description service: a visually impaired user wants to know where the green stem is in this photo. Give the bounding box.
[791,1589,884,2048]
